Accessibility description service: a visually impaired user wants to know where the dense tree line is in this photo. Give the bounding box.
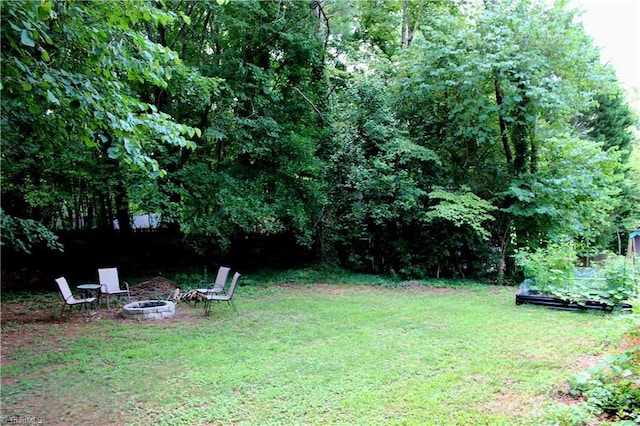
[2,0,638,281]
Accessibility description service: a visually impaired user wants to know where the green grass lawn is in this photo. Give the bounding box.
[1,277,616,425]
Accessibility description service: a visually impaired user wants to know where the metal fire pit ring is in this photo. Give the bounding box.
[122,300,175,320]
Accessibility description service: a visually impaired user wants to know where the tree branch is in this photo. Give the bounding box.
[293,86,324,123]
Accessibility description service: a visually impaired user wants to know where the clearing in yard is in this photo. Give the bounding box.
[1,281,613,425]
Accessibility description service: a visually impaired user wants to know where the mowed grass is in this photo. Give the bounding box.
[1,280,614,425]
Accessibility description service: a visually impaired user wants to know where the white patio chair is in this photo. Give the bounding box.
[55,277,97,318]
[98,267,131,310]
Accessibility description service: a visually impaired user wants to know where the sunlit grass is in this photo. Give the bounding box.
[1,279,614,425]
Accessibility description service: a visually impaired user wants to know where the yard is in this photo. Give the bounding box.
[0,275,623,425]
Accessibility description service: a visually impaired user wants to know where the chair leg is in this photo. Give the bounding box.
[228,300,238,315]
[204,298,211,315]
[106,294,110,310]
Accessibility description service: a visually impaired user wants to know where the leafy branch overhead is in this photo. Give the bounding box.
[1,0,203,176]
[425,187,497,240]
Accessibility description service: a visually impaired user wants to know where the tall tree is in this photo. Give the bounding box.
[142,0,330,250]
[2,0,635,281]
[1,0,201,250]
[395,0,625,278]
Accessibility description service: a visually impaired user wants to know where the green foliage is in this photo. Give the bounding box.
[1,0,208,250]
[0,208,63,254]
[615,144,640,235]
[351,0,402,57]
[505,135,623,245]
[325,72,445,274]
[545,402,596,426]
[583,89,638,161]
[1,0,200,176]
[515,242,638,306]
[514,239,578,294]
[567,351,640,421]
[145,0,329,246]
[394,0,630,276]
[555,312,640,423]
[598,256,640,305]
[1,0,637,282]
[425,187,497,240]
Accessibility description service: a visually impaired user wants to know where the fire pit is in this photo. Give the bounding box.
[122,300,175,320]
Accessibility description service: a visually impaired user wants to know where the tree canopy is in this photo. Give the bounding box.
[2,0,638,281]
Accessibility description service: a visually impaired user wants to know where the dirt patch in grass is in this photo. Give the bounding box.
[620,334,640,352]
[477,391,546,417]
[1,277,180,322]
[1,277,183,359]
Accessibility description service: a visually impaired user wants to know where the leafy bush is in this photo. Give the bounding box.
[515,242,638,306]
[568,351,640,421]
[0,208,63,254]
[545,402,596,426]
[567,309,640,423]
[514,240,578,295]
[599,256,640,305]
[547,306,640,425]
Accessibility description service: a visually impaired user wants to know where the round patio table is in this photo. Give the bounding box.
[77,283,101,313]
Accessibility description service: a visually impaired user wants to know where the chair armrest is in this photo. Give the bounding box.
[197,287,223,295]
[199,280,217,290]
[123,281,130,291]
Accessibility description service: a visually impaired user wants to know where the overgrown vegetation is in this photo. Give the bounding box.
[548,306,640,424]
[2,0,638,282]
[514,241,639,307]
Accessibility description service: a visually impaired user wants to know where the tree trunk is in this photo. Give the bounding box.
[401,0,409,49]
[493,75,512,166]
[530,120,538,173]
[496,213,512,285]
[512,80,530,175]
[114,183,131,234]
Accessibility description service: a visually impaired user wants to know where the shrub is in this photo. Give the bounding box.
[515,242,638,306]
[566,309,640,423]
[548,307,640,425]
[599,256,640,305]
[545,402,596,426]
[514,240,578,295]
[568,351,640,421]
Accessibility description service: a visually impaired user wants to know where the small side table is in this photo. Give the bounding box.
[77,284,101,314]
